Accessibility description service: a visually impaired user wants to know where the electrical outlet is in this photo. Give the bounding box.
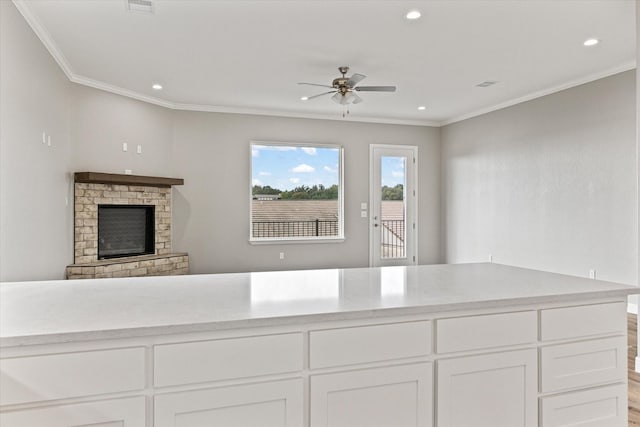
[360,202,367,210]
[137,144,142,154]
[47,135,51,147]
[589,269,596,279]
[279,252,285,260]
[361,211,367,218]
[124,169,132,175]
[42,131,46,144]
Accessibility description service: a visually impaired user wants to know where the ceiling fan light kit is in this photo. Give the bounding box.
[298,66,396,112]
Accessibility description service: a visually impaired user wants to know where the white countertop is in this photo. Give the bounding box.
[1,263,637,347]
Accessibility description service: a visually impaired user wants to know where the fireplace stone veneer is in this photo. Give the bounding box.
[65,173,187,279]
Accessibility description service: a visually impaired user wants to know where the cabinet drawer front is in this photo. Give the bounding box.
[310,321,431,369]
[0,396,145,427]
[540,302,626,342]
[310,363,433,427]
[155,378,303,427]
[540,383,627,427]
[436,311,537,353]
[0,348,145,406]
[154,333,302,387]
[540,336,626,393]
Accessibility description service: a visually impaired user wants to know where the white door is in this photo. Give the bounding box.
[370,145,417,267]
[437,349,538,427]
[310,363,433,427]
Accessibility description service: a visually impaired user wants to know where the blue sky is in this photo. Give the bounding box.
[381,156,405,188]
[251,144,405,191]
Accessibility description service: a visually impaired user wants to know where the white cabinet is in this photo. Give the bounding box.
[310,363,433,427]
[0,396,145,427]
[436,349,537,427]
[540,336,626,392]
[540,383,627,426]
[154,378,303,427]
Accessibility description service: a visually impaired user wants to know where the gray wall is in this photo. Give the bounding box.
[0,1,73,281]
[170,112,442,273]
[71,85,174,175]
[442,70,638,286]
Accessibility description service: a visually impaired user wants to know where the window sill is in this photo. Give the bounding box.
[249,237,345,245]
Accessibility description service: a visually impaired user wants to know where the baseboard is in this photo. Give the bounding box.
[628,302,638,314]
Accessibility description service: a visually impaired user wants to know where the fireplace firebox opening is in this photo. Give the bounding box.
[98,205,155,259]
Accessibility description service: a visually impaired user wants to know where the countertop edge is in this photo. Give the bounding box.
[2,288,635,348]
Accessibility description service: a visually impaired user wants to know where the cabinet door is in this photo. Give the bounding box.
[437,349,537,427]
[154,378,302,427]
[310,362,433,427]
[0,396,145,427]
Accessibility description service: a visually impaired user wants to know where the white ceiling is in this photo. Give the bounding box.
[16,0,636,126]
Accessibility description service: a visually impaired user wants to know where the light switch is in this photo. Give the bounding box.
[360,202,367,210]
[122,142,128,152]
[361,211,367,218]
[137,145,142,154]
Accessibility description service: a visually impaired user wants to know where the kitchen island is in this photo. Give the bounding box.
[1,263,638,426]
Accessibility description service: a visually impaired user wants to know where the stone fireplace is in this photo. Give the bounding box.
[65,172,189,279]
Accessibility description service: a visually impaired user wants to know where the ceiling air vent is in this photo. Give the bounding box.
[476,81,498,88]
[126,0,154,14]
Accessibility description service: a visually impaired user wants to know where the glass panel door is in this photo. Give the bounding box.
[370,145,417,267]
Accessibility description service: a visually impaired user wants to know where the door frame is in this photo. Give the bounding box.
[369,144,418,267]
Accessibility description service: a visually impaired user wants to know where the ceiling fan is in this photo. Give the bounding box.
[298,66,396,105]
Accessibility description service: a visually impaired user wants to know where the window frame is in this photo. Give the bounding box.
[249,141,345,244]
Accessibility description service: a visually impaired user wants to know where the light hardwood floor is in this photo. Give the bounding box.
[628,314,640,425]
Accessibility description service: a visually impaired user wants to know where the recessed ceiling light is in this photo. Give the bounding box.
[583,38,599,47]
[405,10,421,20]
[152,84,163,90]
[300,96,309,101]
[417,106,426,111]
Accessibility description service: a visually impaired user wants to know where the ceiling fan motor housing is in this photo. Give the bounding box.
[332,77,350,89]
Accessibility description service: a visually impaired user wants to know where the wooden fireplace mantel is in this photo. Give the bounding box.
[74,172,184,188]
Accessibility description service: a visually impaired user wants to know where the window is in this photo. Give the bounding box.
[250,142,343,242]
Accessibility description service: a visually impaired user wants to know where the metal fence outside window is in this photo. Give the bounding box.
[252,219,339,238]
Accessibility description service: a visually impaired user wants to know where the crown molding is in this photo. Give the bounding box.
[441,61,637,126]
[172,102,442,127]
[13,0,75,79]
[70,75,176,109]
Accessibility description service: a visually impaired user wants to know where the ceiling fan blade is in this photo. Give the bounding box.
[354,86,396,92]
[306,91,337,100]
[351,93,363,104]
[298,82,334,89]
[346,73,366,87]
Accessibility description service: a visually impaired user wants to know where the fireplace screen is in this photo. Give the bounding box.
[98,205,155,259]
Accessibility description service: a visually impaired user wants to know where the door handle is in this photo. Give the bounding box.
[374,223,379,227]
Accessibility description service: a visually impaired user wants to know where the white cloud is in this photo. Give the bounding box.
[252,178,262,186]
[392,171,404,178]
[259,171,271,176]
[324,166,337,173]
[301,147,317,155]
[292,163,315,173]
[289,178,300,184]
